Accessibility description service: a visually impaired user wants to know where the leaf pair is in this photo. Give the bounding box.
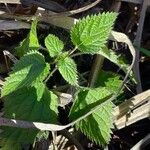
[44,12,118,86]
[45,34,78,85]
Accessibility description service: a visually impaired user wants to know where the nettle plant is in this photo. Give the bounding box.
[0,12,131,149]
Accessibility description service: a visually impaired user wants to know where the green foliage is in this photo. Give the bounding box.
[2,51,49,97]
[0,140,21,150]
[69,71,123,146]
[0,85,58,149]
[45,34,64,57]
[95,70,122,92]
[15,19,39,57]
[57,56,78,85]
[1,12,134,149]
[96,70,125,105]
[35,131,49,142]
[97,46,134,80]
[69,87,113,146]
[71,12,117,54]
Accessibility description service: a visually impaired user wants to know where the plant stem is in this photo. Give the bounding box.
[88,55,104,87]
[71,52,82,58]
[68,46,78,56]
[44,46,78,83]
[40,45,47,51]
[44,67,57,83]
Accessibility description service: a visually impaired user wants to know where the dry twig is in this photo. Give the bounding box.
[0,20,30,30]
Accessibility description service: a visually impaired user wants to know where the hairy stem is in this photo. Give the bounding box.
[68,46,78,55]
[44,46,78,83]
[71,52,83,58]
[44,67,57,83]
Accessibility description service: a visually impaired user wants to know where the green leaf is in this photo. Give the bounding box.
[97,46,135,80]
[77,102,113,146]
[35,131,49,142]
[95,70,125,105]
[69,87,113,146]
[57,56,78,85]
[2,51,49,97]
[71,12,117,54]
[0,85,58,149]
[95,70,122,93]
[16,19,39,57]
[0,140,21,150]
[45,34,64,57]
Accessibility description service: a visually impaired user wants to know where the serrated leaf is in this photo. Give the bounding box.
[71,12,117,54]
[2,51,50,97]
[97,46,134,79]
[0,85,58,149]
[77,102,113,146]
[95,70,122,93]
[69,87,113,146]
[45,34,64,57]
[57,56,78,85]
[16,19,39,57]
[95,70,125,105]
[34,82,46,101]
